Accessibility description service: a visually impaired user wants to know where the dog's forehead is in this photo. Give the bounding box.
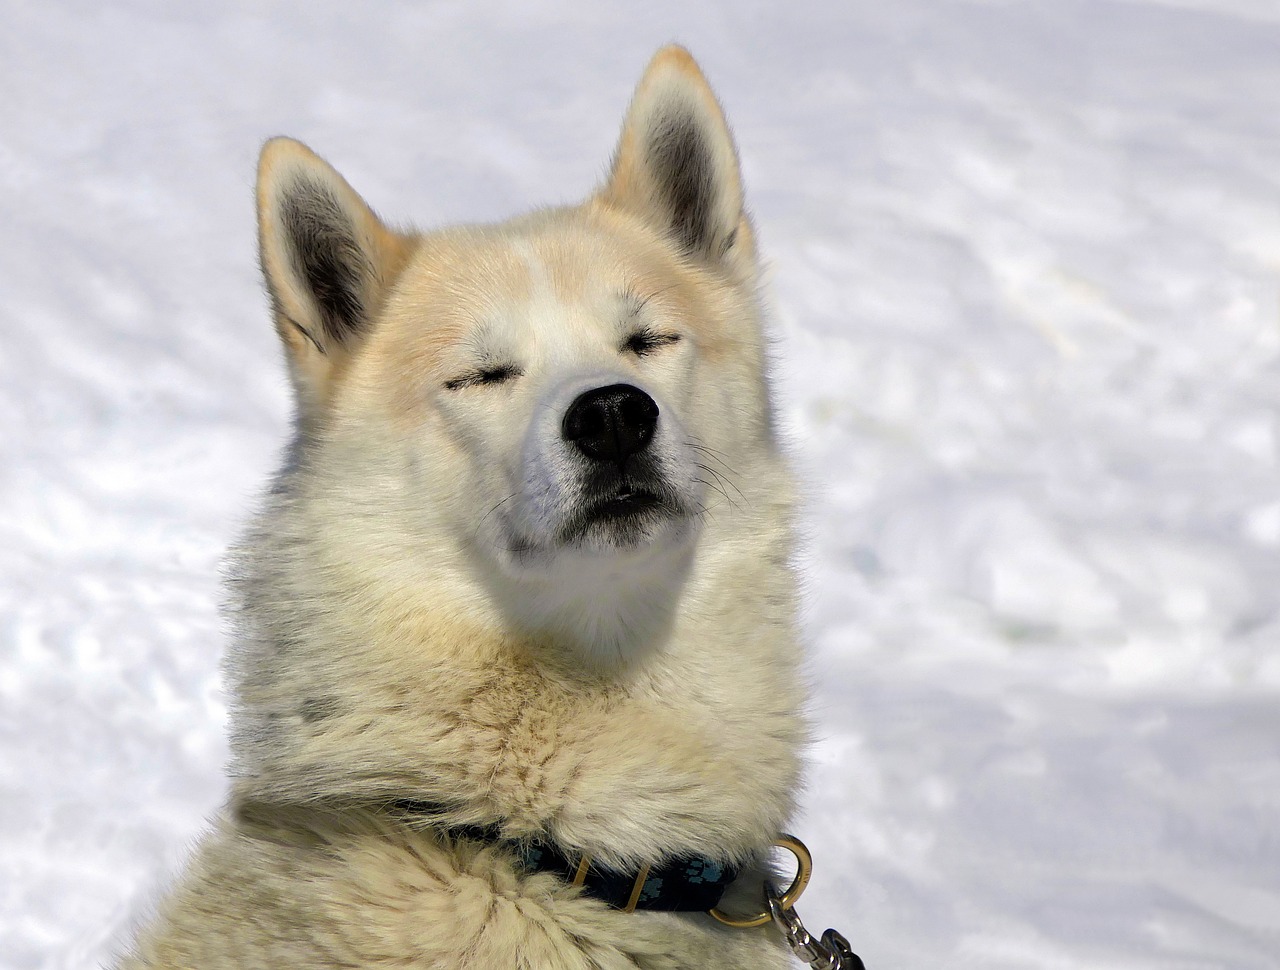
[494,238,634,342]
[384,218,689,353]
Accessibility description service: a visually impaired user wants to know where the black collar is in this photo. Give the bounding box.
[393,801,740,913]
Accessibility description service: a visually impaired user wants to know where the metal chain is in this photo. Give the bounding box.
[765,883,867,970]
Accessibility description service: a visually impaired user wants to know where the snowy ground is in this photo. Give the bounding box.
[3,1,1279,967]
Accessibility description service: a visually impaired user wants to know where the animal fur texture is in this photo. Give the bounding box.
[120,46,808,969]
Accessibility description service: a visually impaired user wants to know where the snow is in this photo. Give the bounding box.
[3,1,1278,967]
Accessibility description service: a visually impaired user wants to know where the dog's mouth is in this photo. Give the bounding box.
[559,478,686,547]
[589,486,664,520]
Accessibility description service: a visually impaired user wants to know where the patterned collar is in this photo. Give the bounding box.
[392,800,740,913]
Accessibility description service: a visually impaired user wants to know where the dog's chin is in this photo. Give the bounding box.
[500,489,694,569]
[560,488,686,550]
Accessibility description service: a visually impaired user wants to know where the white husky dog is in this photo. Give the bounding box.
[121,45,807,969]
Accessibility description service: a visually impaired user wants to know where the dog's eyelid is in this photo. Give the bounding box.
[443,363,523,390]
[622,328,681,356]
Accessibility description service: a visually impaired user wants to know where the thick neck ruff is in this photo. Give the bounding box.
[393,801,741,913]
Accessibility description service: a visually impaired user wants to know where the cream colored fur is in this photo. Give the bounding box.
[120,46,807,969]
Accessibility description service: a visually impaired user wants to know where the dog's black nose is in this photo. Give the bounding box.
[562,383,659,464]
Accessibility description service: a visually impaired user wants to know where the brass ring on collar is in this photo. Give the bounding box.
[709,834,813,928]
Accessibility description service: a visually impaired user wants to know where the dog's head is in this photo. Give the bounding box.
[254,48,778,657]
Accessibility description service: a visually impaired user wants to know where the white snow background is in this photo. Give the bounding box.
[3,1,1278,967]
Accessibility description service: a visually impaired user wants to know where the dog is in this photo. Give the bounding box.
[120,45,808,969]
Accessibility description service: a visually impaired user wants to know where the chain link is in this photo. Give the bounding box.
[765,883,866,970]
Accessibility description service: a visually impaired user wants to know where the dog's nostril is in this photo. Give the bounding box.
[563,383,660,463]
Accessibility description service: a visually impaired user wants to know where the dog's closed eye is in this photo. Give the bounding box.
[623,328,681,357]
[444,364,523,390]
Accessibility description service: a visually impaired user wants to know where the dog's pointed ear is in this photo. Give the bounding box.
[257,137,412,410]
[599,46,751,271]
